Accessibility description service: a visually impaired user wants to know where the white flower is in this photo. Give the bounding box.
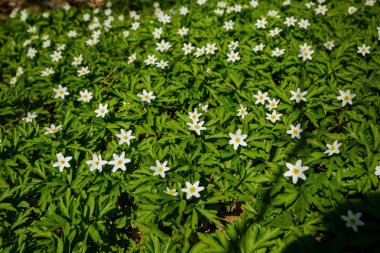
[50,51,62,62]
[298,43,314,61]
[128,53,137,64]
[357,44,370,56]
[237,104,248,119]
[374,165,380,178]
[27,47,37,58]
[199,103,209,112]
[86,154,108,172]
[16,67,24,77]
[67,30,77,38]
[156,39,171,52]
[178,26,189,36]
[341,210,365,232]
[194,47,205,57]
[305,1,315,9]
[224,20,234,31]
[56,44,66,51]
[157,13,171,24]
[41,67,54,77]
[228,41,239,51]
[116,129,136,145]
[83,13,90,21]
[267,10,280,18]
[23,112,37,123]
[287,124,303,139]
[255,18,267,29]
[10,77,17,85]
[27,26,37,33]
[284,160,309,184]
[324,40,335,50]
[108,152,131,172]
[348,6,357,15]
[315,5,328,15]
[227,51,240,62]
[44,124,62,134]
[94,103,109,118]
[269,27,282,37]
[253,43,266,52]
[131,21,140,30]
[150,160,170,178]
[78,89,93,102]
[250,0,259,8]
[214,9,224,15]
[186,121,206,135]
[254,90,270,105]
[290,88,307,103]
[283,0,291,6]
[229,129,247,150]
[156,60,169,69]
[77,66,90,77]
[337,90,356,107]
[271,47,285,57]
[197,0,207,5]
[165,187,179,196]
[298,19,310,29]
[53,153,72,172]
[137,89,156,103]
[284,16,297,27]
[266,110,282,123]
[123,30,130,38]
[266,99,280,110]
[53,84,69,99]
[181,181,205,199]
[72,55,83,66]
[365,0,376,6]
[179,6,189,15]
[145,55,157,65]
[205,43,218,55]
[42,40,51,48]
[324,140,342,156]
[182,43,195,55]
[189,108,202,122]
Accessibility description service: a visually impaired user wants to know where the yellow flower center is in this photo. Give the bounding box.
[348,217,357,225]
[194,125,200,130]
[331,146,336,151]
[158,167,163,173]
[51,128,57,133]
[292,168,300,175]
[94,161,99,166]
[235,137,241,143]
[343,95,349,101]
[292,129,298,135]
[144,95,150,100]
[123,136,129,140]
[100,109,105,113]
[117,160,123,165]
[189,186,196,193]
[271,115,276,120]
[259,95,263,100]
[60,160,65,165]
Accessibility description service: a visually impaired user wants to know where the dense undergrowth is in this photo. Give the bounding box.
[0,0,379,252]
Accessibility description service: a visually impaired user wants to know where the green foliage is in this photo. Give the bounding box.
[0,0,380,252]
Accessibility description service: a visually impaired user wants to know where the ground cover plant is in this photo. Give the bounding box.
[0,0,380,252]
